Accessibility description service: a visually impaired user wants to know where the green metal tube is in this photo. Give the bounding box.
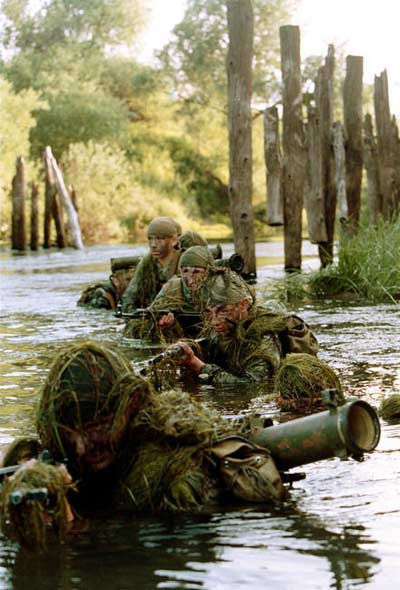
[251,399,381,470]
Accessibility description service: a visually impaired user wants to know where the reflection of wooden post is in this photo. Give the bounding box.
[315,45,336,267]
[343,56,363,231]
[226,0,256,277]
[264,106,283,226]
[30,182,39,251]
[305,105,327,242]
[374,70,395,219]
[363,113,381,224]
[11,156,26,251]
[280,25,305,271]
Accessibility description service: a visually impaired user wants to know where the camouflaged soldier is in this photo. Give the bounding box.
[171,269,318,385]
[121,217,182,313]
[0,342,286,549]
[150,245,216,335]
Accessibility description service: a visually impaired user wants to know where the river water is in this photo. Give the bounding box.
[0,242,399,590]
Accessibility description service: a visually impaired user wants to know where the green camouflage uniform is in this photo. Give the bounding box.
[77,280,117,309]
[198,307,284,385]
[121,250,181,313]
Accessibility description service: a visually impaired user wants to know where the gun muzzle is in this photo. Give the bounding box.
[250,394,380,470]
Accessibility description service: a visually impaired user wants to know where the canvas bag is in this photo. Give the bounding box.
[279,314,319,356]
[211,436,286,502]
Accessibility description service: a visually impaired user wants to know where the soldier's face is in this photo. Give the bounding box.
[148,235,177,261]
[61,416,116,473]
[180,266,207,291]
[206,298,250,336]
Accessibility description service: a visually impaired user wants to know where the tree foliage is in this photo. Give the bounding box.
[158,0,295,106]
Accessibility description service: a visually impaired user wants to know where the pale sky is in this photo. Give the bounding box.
[139,0,400,114]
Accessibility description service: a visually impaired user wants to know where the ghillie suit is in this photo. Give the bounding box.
[379,395,400,421]
[184,268,319,386]
[274,353,344,414]
[121,251,181,312]
[123,246,216,342]
[1,342,287,549]
[0,461,72,551]
[1,438,42,467]
[178,230,208,250]
[77,280,117,310]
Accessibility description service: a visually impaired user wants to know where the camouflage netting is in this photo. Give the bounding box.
[122,315,186,343]
[120,389,233,511]
[274,353,344,413]
[0,461,72,551]
[36,341,145,460]
[379,394,400,420]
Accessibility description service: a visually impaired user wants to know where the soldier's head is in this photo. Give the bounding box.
[179,246,215,292]
[204,270,255,336]
[147,217,180,262]
[178,230,208,252]
[36,342,151,476]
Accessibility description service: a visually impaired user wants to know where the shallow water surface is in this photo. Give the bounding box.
[0,243,399,590]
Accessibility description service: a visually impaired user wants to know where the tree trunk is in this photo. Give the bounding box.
[11,156,26,251]
[30,182,39,251]
[45,146,84,250]
[390,115,400,214]
[332,121,348,224]
[343,55,363,231]
[374,70,395,219]
[363,113,381,225]
[226,0,256,279]
[305,105,327,242]
[280,25,305,271]
[315,45,336,267]
[264,106,283,226]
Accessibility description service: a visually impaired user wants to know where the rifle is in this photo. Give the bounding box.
[133,338,206,376]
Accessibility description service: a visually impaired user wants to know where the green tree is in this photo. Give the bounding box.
[158,0,295,106]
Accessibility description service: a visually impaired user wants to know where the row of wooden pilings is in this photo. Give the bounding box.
[266,26,399,270]
[11,146,83,251]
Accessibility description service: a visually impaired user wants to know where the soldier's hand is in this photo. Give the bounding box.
[158,312,175,330]
[171,341,205,374]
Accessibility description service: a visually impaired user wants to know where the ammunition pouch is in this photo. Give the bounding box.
[280,315,319,356]
[211,436,286,503]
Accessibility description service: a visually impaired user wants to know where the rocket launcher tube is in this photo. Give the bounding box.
[250,390,381,471]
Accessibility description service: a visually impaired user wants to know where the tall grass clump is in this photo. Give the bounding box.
[263,216,400,306]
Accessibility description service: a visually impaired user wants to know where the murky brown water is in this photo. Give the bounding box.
[0,242,399,590]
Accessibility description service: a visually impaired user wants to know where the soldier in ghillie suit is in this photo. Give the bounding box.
[0,341,286,550]
[77,279,118,310]
[123,245,216,341]
[169,269,319,385]
[121,217,182,313]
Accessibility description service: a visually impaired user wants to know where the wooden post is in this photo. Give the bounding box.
[363,113,381,224]
[305,105,327,242]
[69,185,79,212]
[264,106,283,226]
[226,0,256,278]
[374,70,395,219]
[332,121,348,224]
[343,55,363,231]
[280,25,305,271]
[45,147,84,250]
[315,45,336,267]
[390,115,400,214]
[11,156,26,251]
[30,182,39,251]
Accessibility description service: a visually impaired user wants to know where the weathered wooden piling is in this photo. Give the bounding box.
[264,106,283,226]
[11,156,26,251]
[30,182,39,251]
[226,0,256,278]
[280,25,305,271]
